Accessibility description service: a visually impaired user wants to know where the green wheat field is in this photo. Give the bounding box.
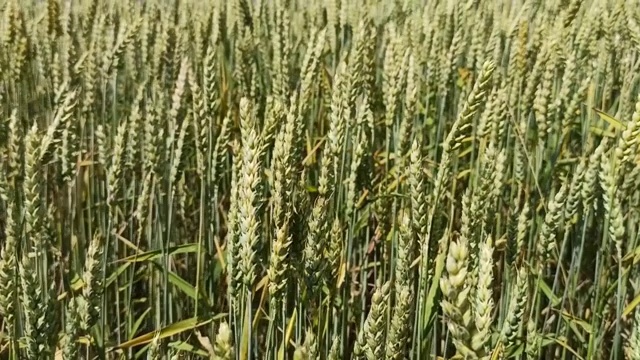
[1,0,640,359]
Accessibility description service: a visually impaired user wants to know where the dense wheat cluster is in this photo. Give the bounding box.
[2,0,640,359]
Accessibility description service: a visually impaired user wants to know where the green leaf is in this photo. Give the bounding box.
[115,243,201,263]
[158,266,212,308]
[168,340,210,357]
[558,310,590,343]
[58,261,131,301]
[167,271,198,299]
[129,308,151,340]
[422,232,448,331]
[538,279,561,306]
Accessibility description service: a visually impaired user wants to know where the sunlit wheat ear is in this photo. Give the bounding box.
[62,297,81,359]
[520,48,545,123]
[3,1,28,83]
[213,322,234,360]
[327,335,342,360]
[270,95,298,227]
[513,199,531,264]
[526,317,541,360]
[349,17,376,100]
[353,281,390,360]
[408,138,428,246]
[212,113,232,190]
[169,112,189,188]
[267,215,291,303]
[440,232,475,358]
[0,198,17,338]
[232,30,252,97]
[394,51,415,164]
[101,20,139,78]
[147,332,161,360]
[303,196,329,296]
[261,96,285,148]
[150,19,169,78]
[319,58,349,197]
[560,73,591,135]
[600,151,625,259]
[227,142,242,311]
[188,67,207,177]
[142,92,166,175]
[471,235,494,357]
[20,252,56,359]
[236,97,263,292]
[124,82,146,171]
[404,50,419,119]
[536,183,567,273]
[165,57,189,161]
[461,143,498,284]
[107,120,127,230]
[449,60,496,148]
[382,23,406,130]
[385,284,412,360]
[533,34,560,144]
[628,3,640,47]
[564,158,586,226]
[0,0,636,358]
[293,343,308,360]
[477,88,497,142]
[582,139,608,211]
[500,267,529,353]
[618,95,640,195]
[96,124,107,169]
[270,0,291,101]
[23,124,47,252]
[395,210,415,289]
[80,232,104,331]
[299,330,318,360]
[58,96,79,187]
[297,26,326,114]
[325,217,343,291]
[345,97,371,219]
[423,60,496,251]
[627,306,640,360]
[80,43,98,115]
[5,109,22,183]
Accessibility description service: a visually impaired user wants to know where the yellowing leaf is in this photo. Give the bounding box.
[277,308,297,360]
[240,304,250,360]
[543,335,584,360]
[623,293,640,318]
[589,126,616,138]
[490,342,503,360]
[592,108,625,130]
[195,330,215,357]
[113,317,213,350]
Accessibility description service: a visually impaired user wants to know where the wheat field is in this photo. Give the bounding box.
[0,0,640,359]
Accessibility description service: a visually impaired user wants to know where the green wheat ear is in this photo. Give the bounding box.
[0,0,636,359]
